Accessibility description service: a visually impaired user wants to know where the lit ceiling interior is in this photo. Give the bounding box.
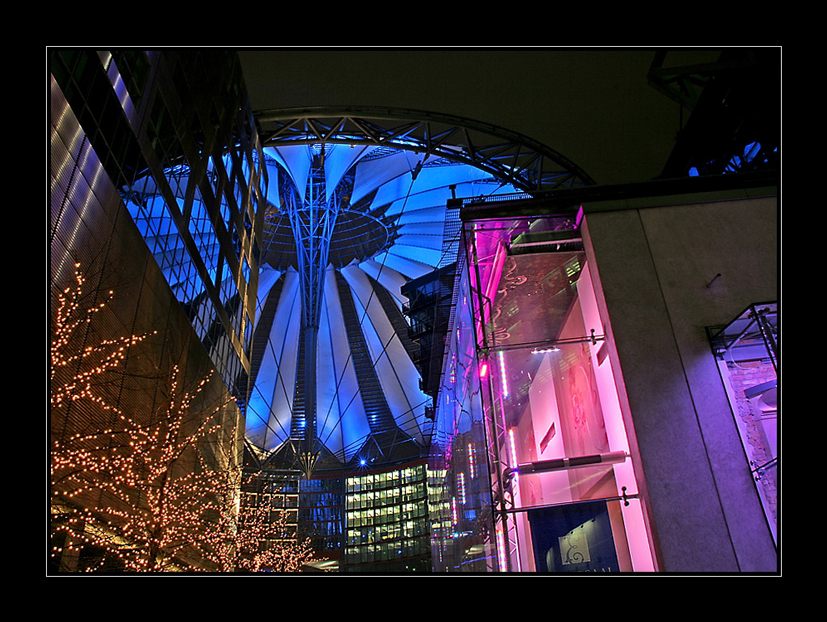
[245,134,558,468]
[235,47,779,473]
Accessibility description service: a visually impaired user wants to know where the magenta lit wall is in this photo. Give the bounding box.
[581,188,778,572]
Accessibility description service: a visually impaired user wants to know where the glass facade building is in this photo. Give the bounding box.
[51,49,267,410]
[242,455,431,572]
[49,49,261,571]
[344,462,430,572]
[429,205,657,572]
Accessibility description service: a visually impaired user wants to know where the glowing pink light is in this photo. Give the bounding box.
[468,443,477,478]
[508,428,518,465]
[508,428,519,484]
[498,351,509,397]
[479,362,488,379]
[496,527,508,572]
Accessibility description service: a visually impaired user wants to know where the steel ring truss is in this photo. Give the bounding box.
[255,106,595,192]
[247,105,595,476]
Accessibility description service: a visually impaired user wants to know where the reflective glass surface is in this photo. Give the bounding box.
[709,302,778,543]
[430,212,655,572]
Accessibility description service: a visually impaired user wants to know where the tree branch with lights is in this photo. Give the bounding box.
[50,263,325,572]
[200,467,322,573]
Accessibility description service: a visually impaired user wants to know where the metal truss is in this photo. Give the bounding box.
[255,106,595,193]
[283,159,342,465]
[285,165,340,333]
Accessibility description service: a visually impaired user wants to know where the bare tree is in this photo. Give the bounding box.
[50,263,325,572]
[198,467,322,572]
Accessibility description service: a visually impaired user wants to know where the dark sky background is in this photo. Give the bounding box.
[238,48,723,186]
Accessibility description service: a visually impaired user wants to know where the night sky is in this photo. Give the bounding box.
[238,48,724,186]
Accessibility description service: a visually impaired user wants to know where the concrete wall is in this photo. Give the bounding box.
[581,188,777,572]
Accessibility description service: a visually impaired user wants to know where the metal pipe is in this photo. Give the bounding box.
[504,450,628,487]
[490,329,605,353]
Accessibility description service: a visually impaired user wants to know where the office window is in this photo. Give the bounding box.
[342,463,430,571]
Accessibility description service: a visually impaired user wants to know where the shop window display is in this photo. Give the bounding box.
[429,212,656,572]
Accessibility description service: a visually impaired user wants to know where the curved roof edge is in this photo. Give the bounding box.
[254,105,596,192]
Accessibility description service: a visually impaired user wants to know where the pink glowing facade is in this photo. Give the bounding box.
[429,210,657,572]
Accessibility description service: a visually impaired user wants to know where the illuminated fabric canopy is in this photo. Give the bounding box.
[119,105,594,473]
[246,142,522,468]
[245,108,595,472]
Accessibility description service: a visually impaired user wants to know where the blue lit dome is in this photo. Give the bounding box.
[247,145,515,463]
[243,109,594,473]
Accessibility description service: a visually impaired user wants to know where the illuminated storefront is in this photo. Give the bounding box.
[430,209,657,573]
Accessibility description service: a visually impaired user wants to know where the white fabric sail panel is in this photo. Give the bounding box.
[382,179,517,230]
[341,265,427,444]
[246,269,302,450]
[254,265,284,325]
[380,185,455,223]
[323,144,378,204]
[371,250,435,281]
[244,272,291,449]
[394,233,444,251]
[392,205,448,226]
[350,150,435,206]
[367,171,416,216]
[357,259,409,308]
[387,243,443,267]
[377,165,487,215]
[315,272,343,457]
[262,157,282,208]
[383,191,449,220]
[316,267,371,460]
[408,163,491,195]
[395,222,447,236]
[263,146,312,203]
[379,196,447,231]
[246,363,278,450]
[359,155,480,217]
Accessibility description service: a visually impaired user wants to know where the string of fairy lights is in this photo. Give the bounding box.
[50,263,324,572]
[50,263,157,414]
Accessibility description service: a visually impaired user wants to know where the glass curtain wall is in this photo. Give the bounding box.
[708,303,778,545]
[428,260,493,572]
[430,211,657,573]
[344,463,431,572]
